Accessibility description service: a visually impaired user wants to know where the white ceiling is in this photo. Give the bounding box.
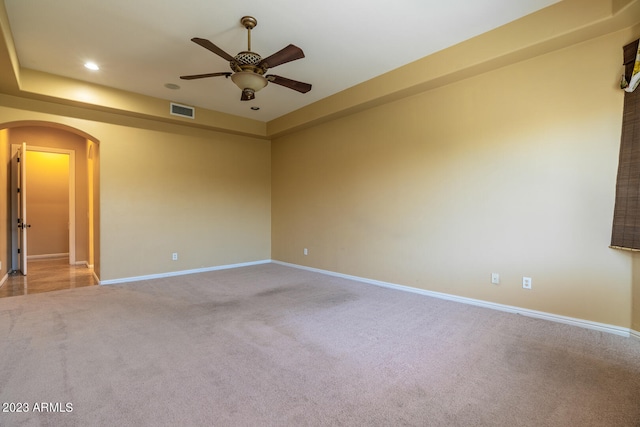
[4,0,558,122]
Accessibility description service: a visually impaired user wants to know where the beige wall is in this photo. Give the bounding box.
[633,253,640,332]
[87,139,98,270]
[98,123,271,280]
[90,140,100,277]
[0,96,271,282]
[0,128,8,280]
[25,151,69,256]
[272,29,636,328]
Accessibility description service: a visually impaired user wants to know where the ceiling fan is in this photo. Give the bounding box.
[180,16,312,101]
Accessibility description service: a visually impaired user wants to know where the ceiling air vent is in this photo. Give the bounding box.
[170,102,195,119]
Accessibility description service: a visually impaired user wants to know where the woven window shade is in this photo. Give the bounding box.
[611,39,640,250]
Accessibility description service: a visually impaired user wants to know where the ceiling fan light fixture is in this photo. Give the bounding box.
[231,71,267,93]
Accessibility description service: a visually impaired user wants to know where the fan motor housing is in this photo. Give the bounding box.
[231,51,265,74]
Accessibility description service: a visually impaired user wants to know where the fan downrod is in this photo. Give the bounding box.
[240,16,257,52]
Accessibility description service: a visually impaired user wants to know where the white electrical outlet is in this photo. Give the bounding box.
[303,248,308,256]
[172,252,178,261]
[522,276,532,289]
[491,273,499,284]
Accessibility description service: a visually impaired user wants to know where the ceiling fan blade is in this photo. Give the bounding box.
[266,75,312,93]
[259,44,305,69]
[191,37,235,62]
[180,72,232,80]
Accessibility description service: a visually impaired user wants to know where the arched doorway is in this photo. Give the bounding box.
[0,121,100,295]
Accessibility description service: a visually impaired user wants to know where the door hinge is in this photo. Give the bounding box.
[17,248,20,254]
[17,187,20,193]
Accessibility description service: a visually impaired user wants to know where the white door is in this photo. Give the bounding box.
[13,142,29,275]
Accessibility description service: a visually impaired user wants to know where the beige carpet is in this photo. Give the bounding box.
[1,263,639,426]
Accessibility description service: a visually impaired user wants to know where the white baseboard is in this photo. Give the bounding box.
[631,329,640,342]
[99,259,272,285]
[27,253,69,260]
[272,260,632,338]
[0,272,8,288]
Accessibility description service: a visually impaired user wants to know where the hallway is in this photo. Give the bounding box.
[0,258,97,298]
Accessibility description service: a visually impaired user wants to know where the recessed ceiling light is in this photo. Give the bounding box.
[84,62,99,71]
[251,106,260,110]
[164,83,181,90]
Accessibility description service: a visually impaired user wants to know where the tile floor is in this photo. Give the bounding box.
[0,257,97,298]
